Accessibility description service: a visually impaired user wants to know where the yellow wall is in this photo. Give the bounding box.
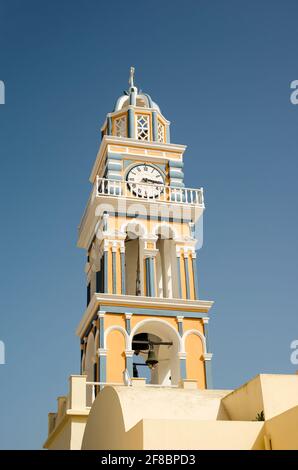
[81,385,265,450]
[183,318,204,334]
[106,329,126,383]
[105,314,126,384]
[130,314,178,331]
[265,405,298,450]
[105,313,126,329]
[222,374,298,422]
[46,374,298,450]
[140,419,264,450]
[222,375,264,421]
[185,334,206,389]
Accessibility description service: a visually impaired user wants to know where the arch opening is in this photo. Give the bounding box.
[123,222,145,296]
[155,225,176,299]
[130,320,180,386]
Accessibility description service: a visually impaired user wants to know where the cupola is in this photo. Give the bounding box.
[101,67,170,143]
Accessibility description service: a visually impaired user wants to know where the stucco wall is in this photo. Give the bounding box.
[265,405,298,450]
[81,386,231,450]
[140,419,264,450]
[222,374,298,421]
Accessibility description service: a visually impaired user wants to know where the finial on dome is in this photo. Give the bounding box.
[129,66,136,88]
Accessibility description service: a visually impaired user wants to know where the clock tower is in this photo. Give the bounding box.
[77,67,214,392]
[44,69,298,452]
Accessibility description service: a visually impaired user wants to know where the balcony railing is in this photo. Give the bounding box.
[96,176,204,205]
[78,177,204,235]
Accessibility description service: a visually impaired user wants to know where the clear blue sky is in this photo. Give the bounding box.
[0,0,298,449]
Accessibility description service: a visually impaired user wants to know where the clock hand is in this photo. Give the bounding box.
[141,178,162,185]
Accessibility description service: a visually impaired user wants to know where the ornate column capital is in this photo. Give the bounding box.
[125,350,134,358]
[143,249,158,258]
[178,351,187,359]
[203,352,213,361]
[97,311,106,319]
[97,348,108,357]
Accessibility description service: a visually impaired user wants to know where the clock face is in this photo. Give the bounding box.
[126,164,164,198]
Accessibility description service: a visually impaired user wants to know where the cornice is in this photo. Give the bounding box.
[90,136,187,183]
[76,293,214,338]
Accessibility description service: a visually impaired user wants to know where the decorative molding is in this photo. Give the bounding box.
[182,329,207,354]
[104,325,130,350]
[112,243,118,253]
[203,352,213,361]
[141,234,158,243]
[143,248,159,258]
[178,351,187,360]
[124,350,134,358]
[128,317,183,352]
[76,293,214,338]
[97,348,108,357]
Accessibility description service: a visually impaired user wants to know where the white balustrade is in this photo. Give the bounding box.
[95,176,204,206]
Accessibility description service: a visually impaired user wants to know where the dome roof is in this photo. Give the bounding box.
[114,92,161,112]
[113,67,161,113]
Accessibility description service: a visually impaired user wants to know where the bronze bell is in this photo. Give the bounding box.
[146,347,158,369]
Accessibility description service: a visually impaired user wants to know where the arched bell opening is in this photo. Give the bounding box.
[131,320,180,386]
[155,225,176,299]
[124,222,145,296]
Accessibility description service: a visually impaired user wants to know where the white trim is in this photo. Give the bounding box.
[90,135,186,184]
[178,351,187,359]
[143,248,159,258]
[125,350,134,357]
[203,352,213,361]
[128,318,183,352]
[182,329,207,354]
[76,293,214,338]
[97,348,108,357]
[104,325,130,350]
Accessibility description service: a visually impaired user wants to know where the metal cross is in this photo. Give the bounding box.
[129,66,135,88]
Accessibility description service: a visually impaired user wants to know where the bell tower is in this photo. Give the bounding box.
[77,68,214,392]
